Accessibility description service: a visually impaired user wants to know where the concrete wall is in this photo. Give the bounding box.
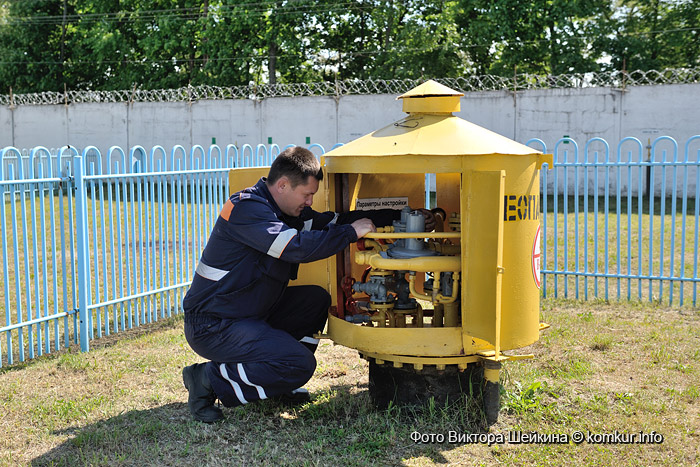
[1,83,698,195]
[3,83,698,155]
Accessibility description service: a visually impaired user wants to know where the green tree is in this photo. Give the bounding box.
[455,0,612,76]
[594,0,700,72]
[0,0,76,93]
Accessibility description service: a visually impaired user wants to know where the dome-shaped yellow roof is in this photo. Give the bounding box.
[325,80,540,158]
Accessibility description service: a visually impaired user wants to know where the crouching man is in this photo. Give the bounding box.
[182,147,415,422]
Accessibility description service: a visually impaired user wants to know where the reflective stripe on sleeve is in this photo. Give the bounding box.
[196,261,230,281]
[267,228,298,258]
[220,364,248,405]
[237,363,267,400]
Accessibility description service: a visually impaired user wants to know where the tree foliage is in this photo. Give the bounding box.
[0,0,697,93]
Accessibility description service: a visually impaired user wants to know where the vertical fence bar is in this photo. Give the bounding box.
[616,144,622,299]
[563,144,569,298]
[37,164,51,354]
[593,147,600,298]
[106,163,118,332]
[9,168,25,361]
[648,144,656,301]
[626,145,632,300]
[574,142,580,299]
[135,152,146,325]
[679,142,689,306]
[17,156,36,359]
[638,142,644,301]
[129,150,139,327]
[604,144,610,301]
[74,156,91,352]
[0,150,13,365]
[658,148,667,301]
[169,150,179,311]
[89,162,100,338]
[583,143,590,299]
[693,141,700,306]
[157,160,166,317]
[28,152,43,355]
[48,153,61,350]
[553,144,559,297]
[669,145,679,305]
[113,159,126,331]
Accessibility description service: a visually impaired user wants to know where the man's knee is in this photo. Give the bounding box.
[293,349,317,386]
[308,285,331,311]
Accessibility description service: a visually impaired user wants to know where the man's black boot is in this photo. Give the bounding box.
[182,363,224,423]
[274,387,312,406]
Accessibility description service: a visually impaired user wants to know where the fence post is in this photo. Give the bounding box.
[74,155,91,352]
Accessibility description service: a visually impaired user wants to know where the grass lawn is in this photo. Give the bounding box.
[1,298,698,466]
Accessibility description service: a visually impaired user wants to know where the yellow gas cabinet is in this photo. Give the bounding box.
[321,81,552,423]
[228,80,552,423]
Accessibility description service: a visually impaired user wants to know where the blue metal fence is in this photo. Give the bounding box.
[1,136,699,367]
[0,143,317,367]
[530,135,700,306]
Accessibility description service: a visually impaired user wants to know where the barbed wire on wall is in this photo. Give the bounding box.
[1,66,699,107]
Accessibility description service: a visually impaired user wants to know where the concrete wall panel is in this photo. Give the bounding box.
[191,99,261,150]
[128,102,192,153]
[260,96,338,150]
[621,84,700,145]
[2,83,698,173]
[0,107,13,148]
[68,102,128,162]
[515,87,622,149]
[458,90,516,140]
[12,105,67,151]
[337,94,404,145]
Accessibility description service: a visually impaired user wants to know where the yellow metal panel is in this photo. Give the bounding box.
[324,115,541,158]
[402,96,460,114]
[461,170,505,348]
[227,168,335,294]
[469,156,542,350]
[327,315,492,357]
[396,80,464,99]
[326,155,464,174]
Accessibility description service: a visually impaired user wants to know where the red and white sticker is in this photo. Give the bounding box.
[532,225,542,289]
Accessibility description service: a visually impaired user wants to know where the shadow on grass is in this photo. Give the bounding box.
[31,382,489,466]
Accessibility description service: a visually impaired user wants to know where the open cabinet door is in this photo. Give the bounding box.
[461,170,506,354]
[228,168,336,295]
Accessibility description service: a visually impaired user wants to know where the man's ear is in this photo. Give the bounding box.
[273,176,289,193]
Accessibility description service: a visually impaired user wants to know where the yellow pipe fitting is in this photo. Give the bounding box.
[414,306,424,328]
[432,303,444,327]
[365,232,460,240]
[444,302,459,327]
[362,239,388,252]
[408,274,433,301]
[427,242,461,255]
[355,251,461,273]
[432,276,440,302]
[437,272,460,304]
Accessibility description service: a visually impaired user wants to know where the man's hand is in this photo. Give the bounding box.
[351,218,376,238]
[417,209,436,232]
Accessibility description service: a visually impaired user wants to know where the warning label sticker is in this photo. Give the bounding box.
[532,225,542,289]
[356,197,409,210]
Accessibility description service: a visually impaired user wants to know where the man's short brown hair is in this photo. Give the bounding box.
[266,147,323,188]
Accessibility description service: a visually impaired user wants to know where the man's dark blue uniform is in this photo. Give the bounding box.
[183,176,399,416]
